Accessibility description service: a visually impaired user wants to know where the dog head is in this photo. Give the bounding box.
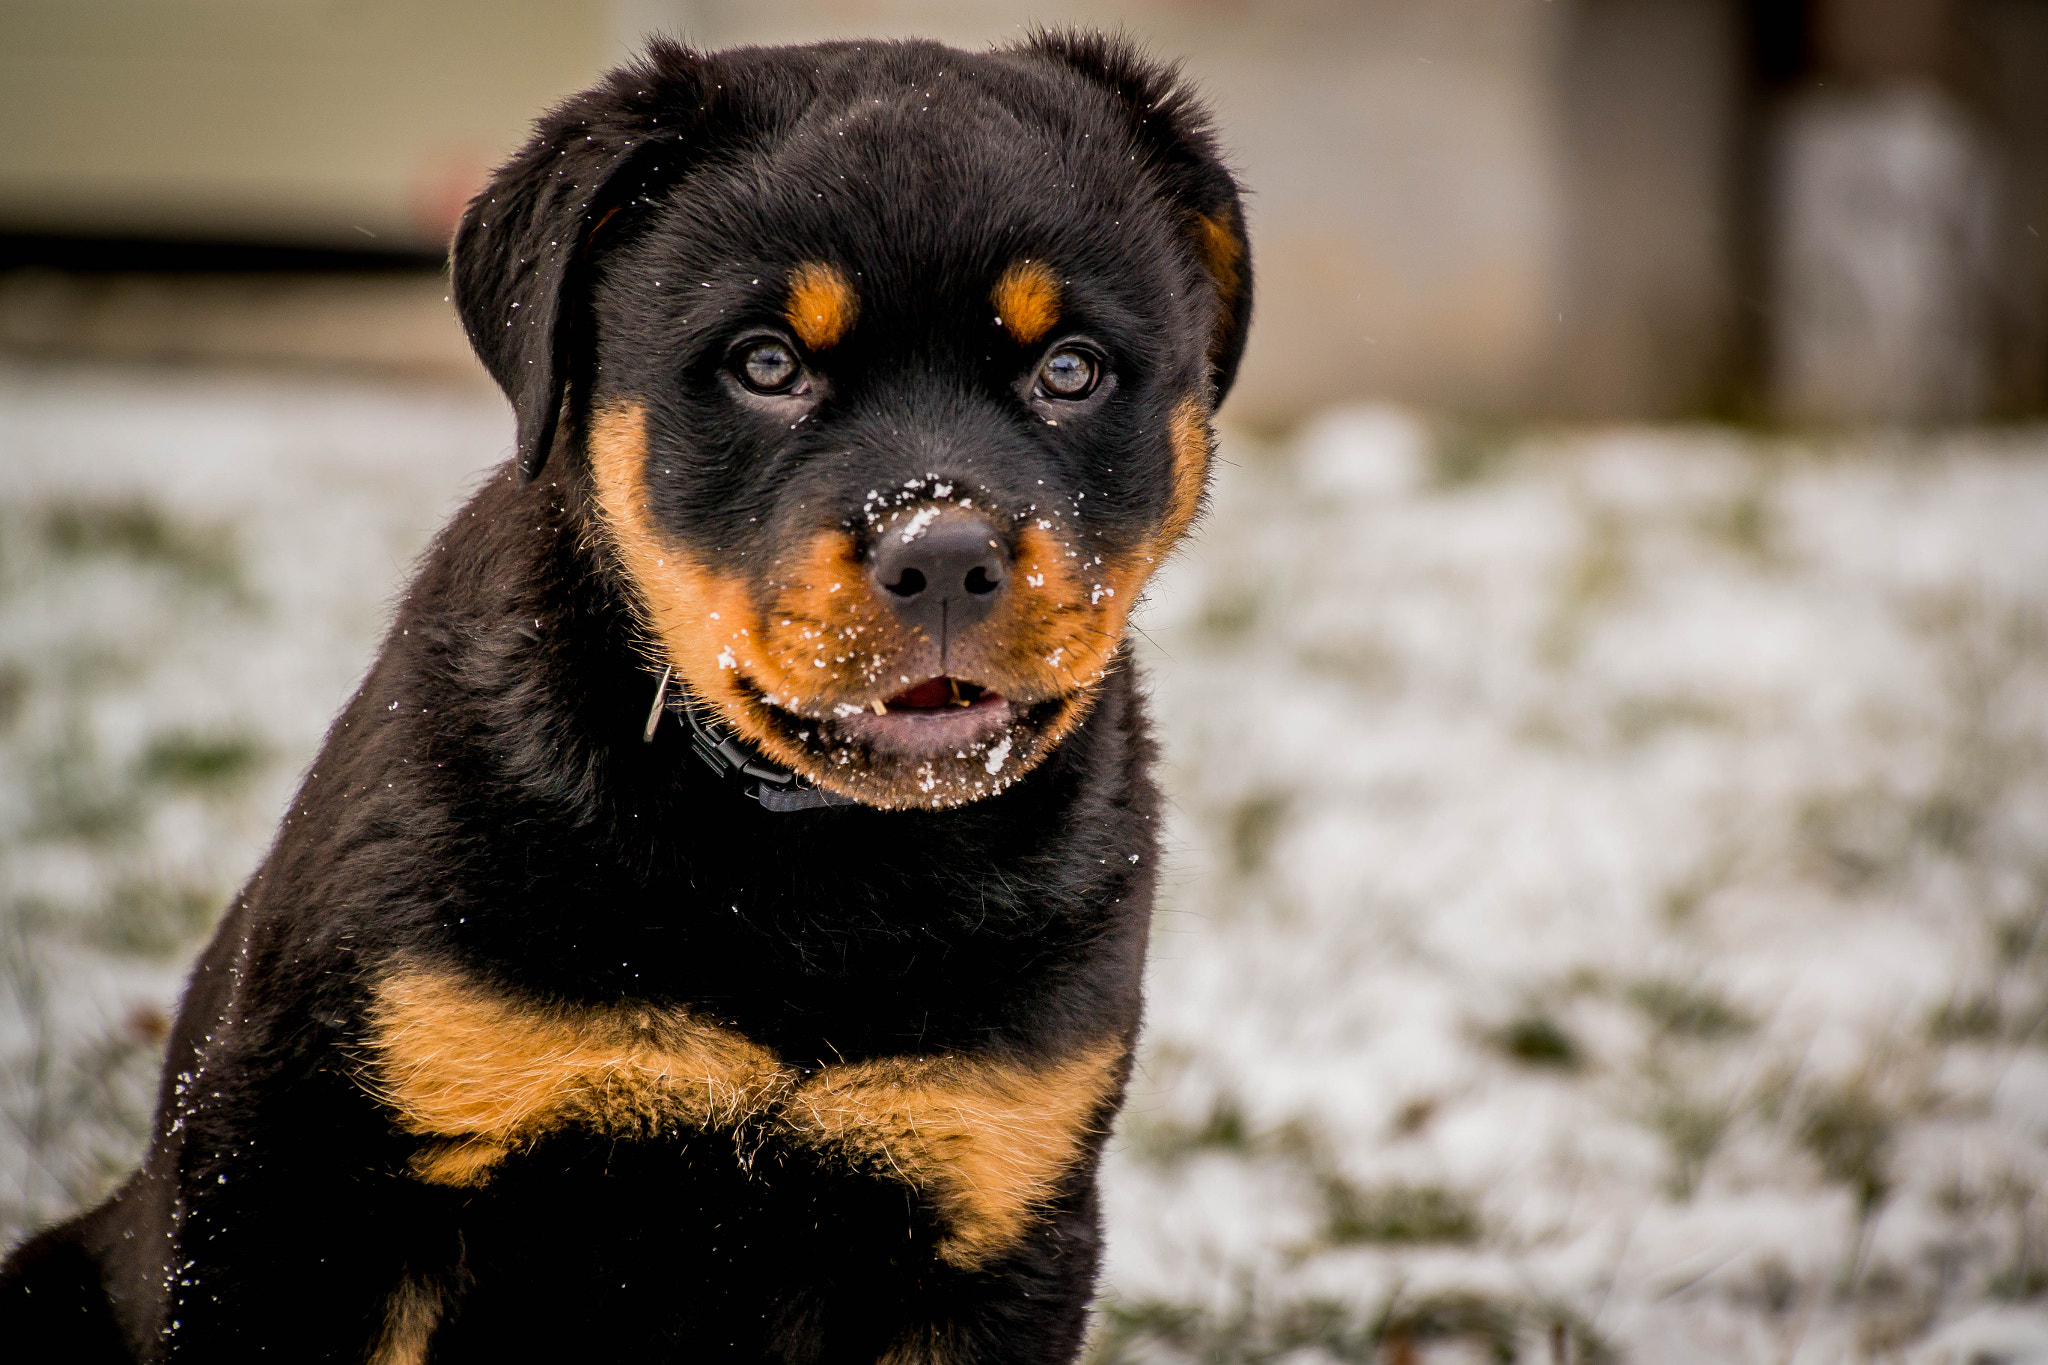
[452,34,1251,810]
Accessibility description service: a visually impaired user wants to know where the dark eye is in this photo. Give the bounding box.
[735,339,801,394]
[1037,347,1099,400]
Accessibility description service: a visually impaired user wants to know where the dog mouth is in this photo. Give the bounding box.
[880,675,1001,712]
[823,675,1013,757]
[710,658,1100,809]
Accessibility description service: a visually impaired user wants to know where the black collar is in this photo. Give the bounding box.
[643,666,856,813]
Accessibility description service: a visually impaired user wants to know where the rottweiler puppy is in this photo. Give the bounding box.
[0,31,1250,1363]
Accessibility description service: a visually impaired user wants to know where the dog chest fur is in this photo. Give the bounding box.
[366,963,1127,1268]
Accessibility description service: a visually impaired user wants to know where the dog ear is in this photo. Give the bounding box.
[451,40,706,481]
[1019,30,1255,405]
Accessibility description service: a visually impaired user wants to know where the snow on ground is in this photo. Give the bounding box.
[0,361,507,1234]
[2,362,2045,1362]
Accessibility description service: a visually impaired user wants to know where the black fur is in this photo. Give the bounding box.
[2,33,1249,1363]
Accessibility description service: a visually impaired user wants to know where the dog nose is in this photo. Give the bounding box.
[869,506,1008,636]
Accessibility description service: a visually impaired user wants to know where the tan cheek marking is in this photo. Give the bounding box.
[785,262,859,351]
[991,520,1151,700]
[368,1275,442,1365]
[586,404,815,771]
[1159,395,1213,555]
[987,523,1095,691]
[1060,395,1212,638]
[365,966,788,1186]
[589,405,920,756]
[992,260,1061,345]
[783,1041,1125,1268]
[757,528,917,712]
[994,397,1211,699]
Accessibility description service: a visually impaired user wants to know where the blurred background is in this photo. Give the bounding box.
[3,2,2047,1361]
[7,0,2048,421]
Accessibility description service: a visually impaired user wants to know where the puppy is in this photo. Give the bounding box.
[0,32,1250,1363]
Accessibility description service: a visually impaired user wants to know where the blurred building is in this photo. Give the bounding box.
[1,0,2044,423]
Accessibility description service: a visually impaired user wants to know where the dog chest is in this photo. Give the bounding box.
[362,963,1124,1269]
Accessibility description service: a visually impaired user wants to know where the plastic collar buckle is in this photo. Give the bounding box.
[643,665,855,813]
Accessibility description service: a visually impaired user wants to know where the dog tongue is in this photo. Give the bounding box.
[889,677,955,709]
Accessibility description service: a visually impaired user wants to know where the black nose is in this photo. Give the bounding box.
[868,506,1008,639]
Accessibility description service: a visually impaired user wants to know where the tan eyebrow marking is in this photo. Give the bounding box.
[992,260,1061,344]
[784,262,860,350]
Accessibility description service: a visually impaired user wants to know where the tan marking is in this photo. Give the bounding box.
[755,526,914,717]
[784,262,859,350]
[587,407,827,778]
[1160,395,1212,553]
[1192,210,1244,361]
[787,1041,1123,1267]
[582,203,624,257]
[992,260,1061,344]
[408,1138,510,1189]
[1193,212,1242,311]
[364,965,1124,1267]
[368,1275,441,1365]
[365,965,788,1185]
[993,521,1129,692]
[972,395,1211,717]
[979,385,1207,705]
[879,1326,951,1365]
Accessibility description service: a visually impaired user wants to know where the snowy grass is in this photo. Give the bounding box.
[1,363,2044,1361]
[1111,408,2048,1363]
[0,361,505,1234]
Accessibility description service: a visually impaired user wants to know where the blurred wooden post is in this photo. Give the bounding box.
[1549,0,1743,419]
[1768,0,2002,422]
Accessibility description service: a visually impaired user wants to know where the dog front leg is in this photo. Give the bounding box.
[152,1094,460,1364]
[884,1174,1109,1365]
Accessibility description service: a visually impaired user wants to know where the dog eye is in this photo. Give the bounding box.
[735,340,802,395]
[1037,347,1099,400]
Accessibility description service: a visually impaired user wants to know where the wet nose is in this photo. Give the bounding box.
[868,506,1008,637]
